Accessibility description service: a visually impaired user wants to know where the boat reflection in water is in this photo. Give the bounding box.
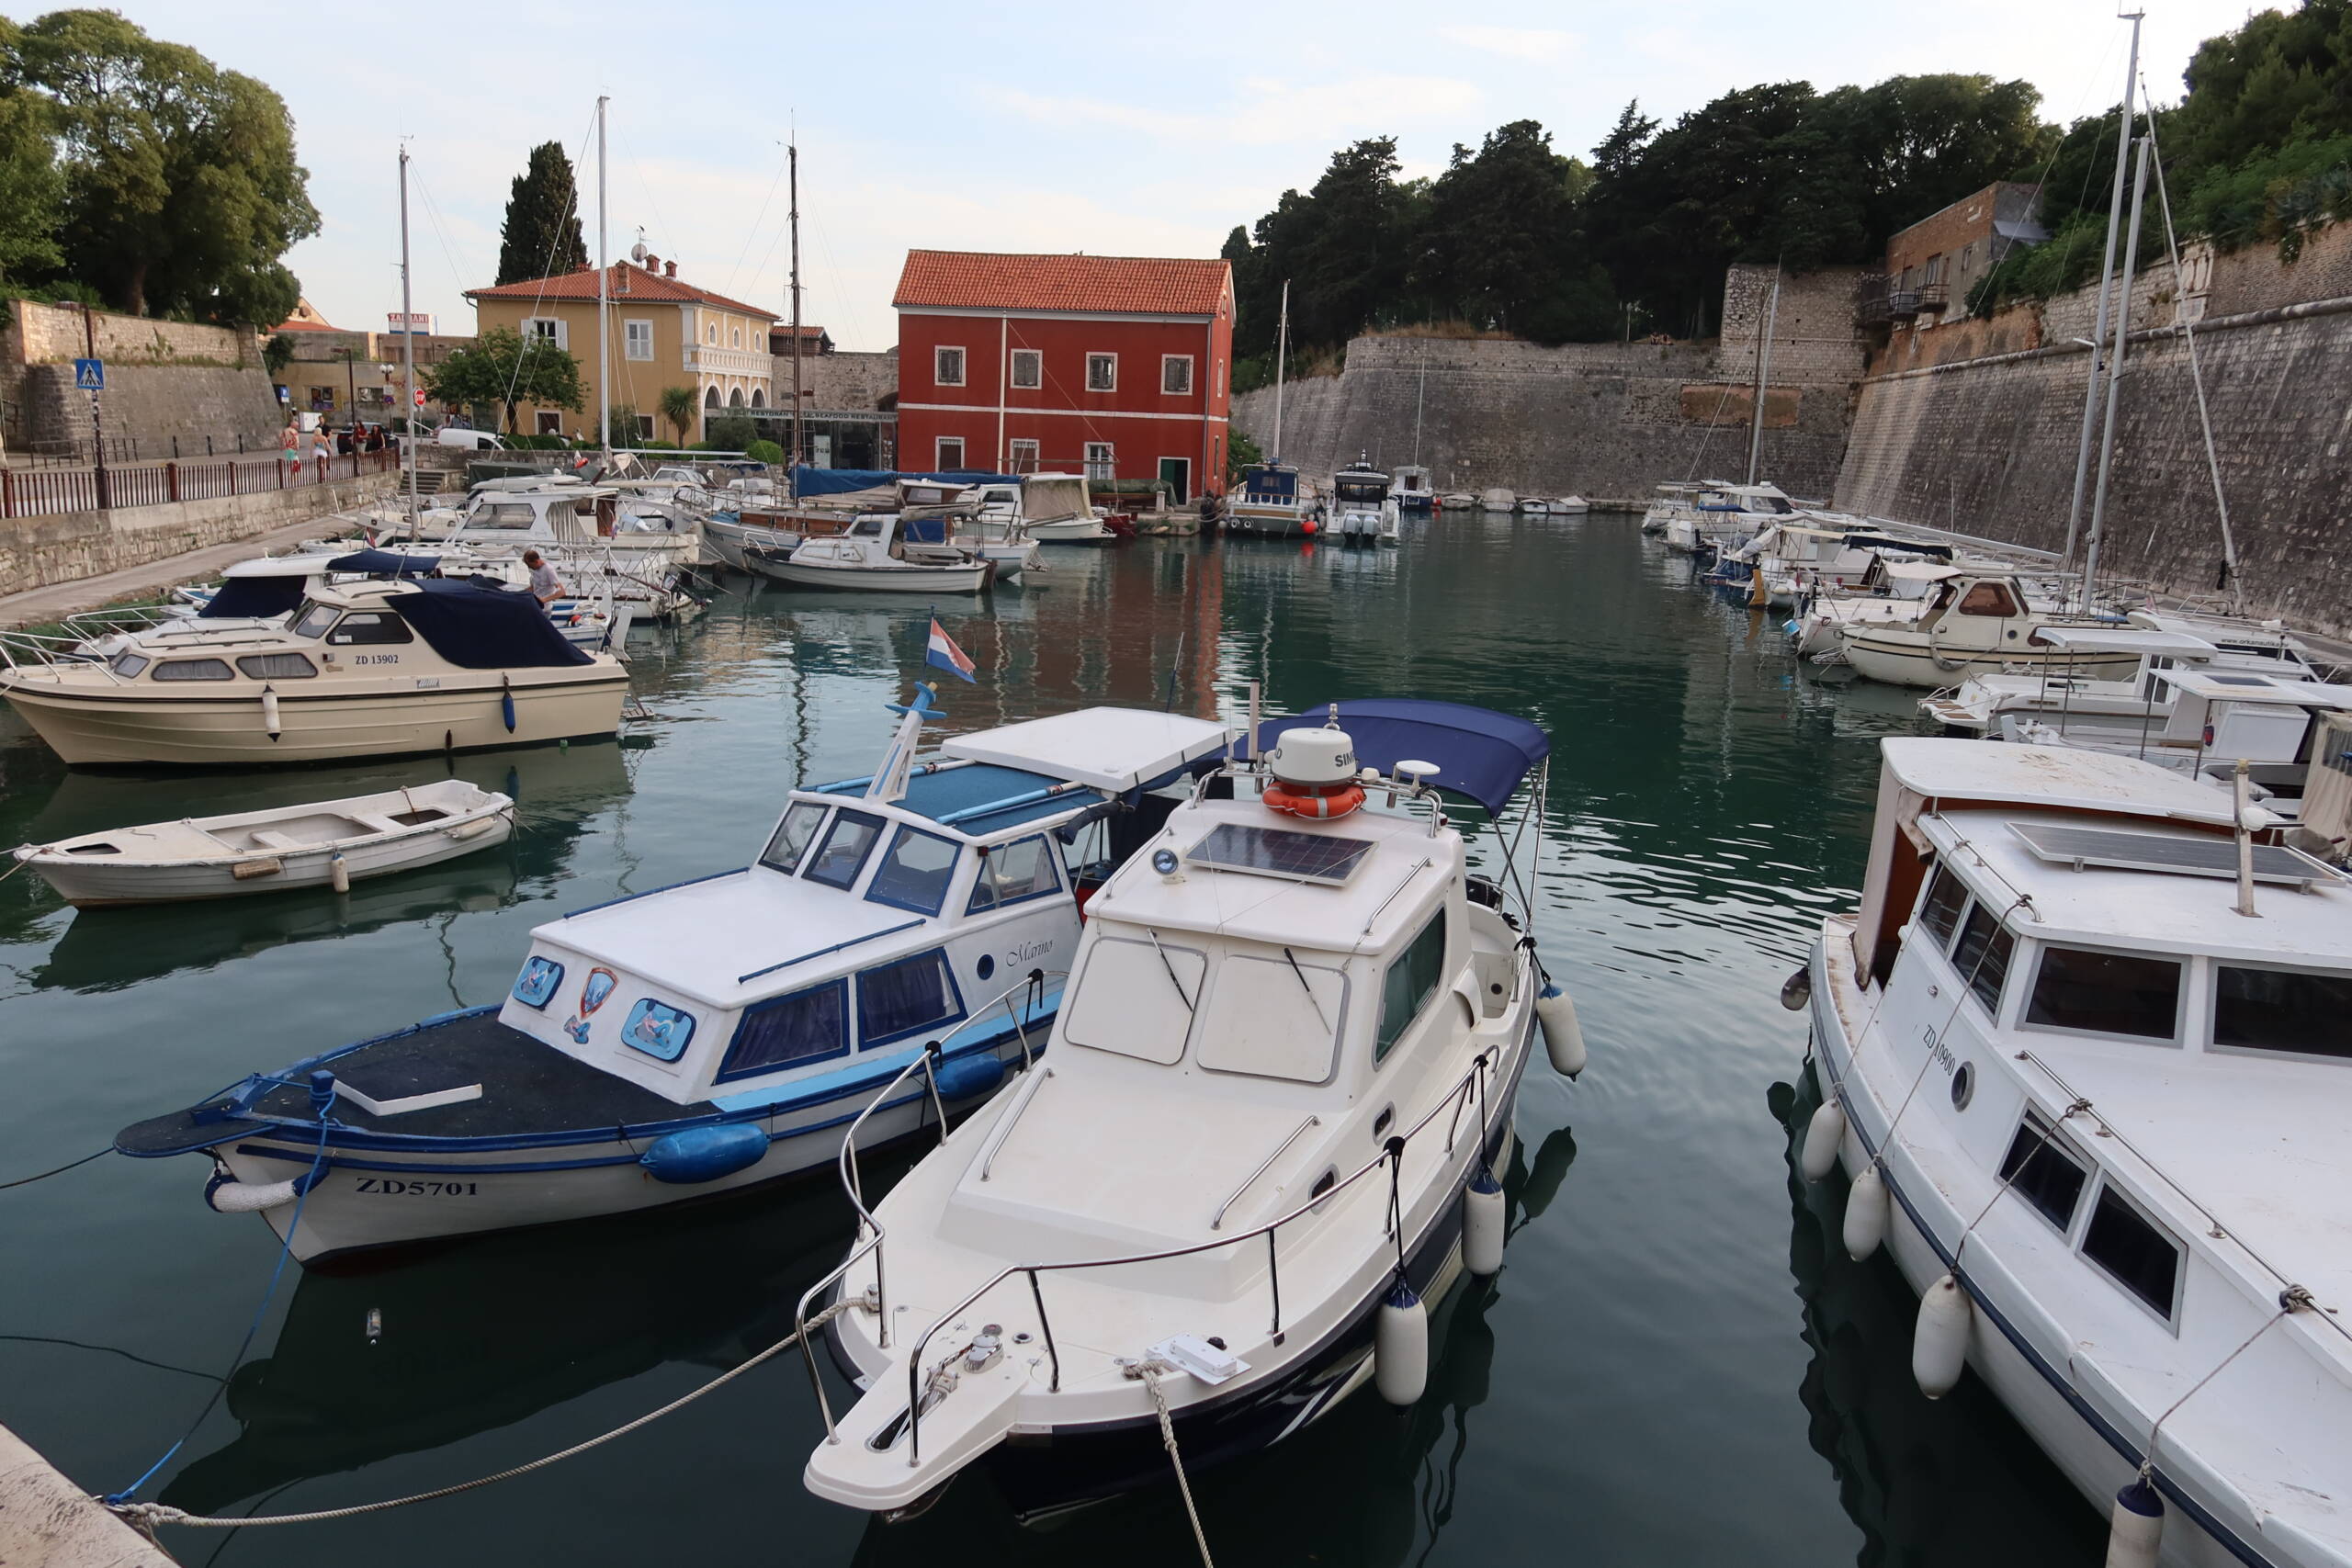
[1771,1076,2104,1566]
[847,1125,1579,1566]
[157,1158,857,1516]
[25,739,631,991]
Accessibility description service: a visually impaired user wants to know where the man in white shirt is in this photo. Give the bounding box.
[522,549,563,605]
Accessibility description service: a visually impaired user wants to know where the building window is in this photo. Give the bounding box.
[732,327,742,347]
[637,414,654,439]
[524,317,564,347]
[935,346,966,387]
[1010,348,1041,389]
[754,332,764,351]
[1086,353,1116,392]
[624,320,653,361]
[1216,359,1225,397]
[706,322,718,344]
[704,386,719,408]
[1083,441,1114,480]
[937,436,966,470]
[1008,438,1040,474]
[1161,355,1193,395]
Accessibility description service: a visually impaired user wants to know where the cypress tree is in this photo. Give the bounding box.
[495,141,588,285]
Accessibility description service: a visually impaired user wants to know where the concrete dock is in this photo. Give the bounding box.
[0,1423,177,1566]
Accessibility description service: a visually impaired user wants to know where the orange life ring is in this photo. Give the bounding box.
[1264,781,1366,819]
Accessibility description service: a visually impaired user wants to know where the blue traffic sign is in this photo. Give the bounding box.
[73,357,103,391]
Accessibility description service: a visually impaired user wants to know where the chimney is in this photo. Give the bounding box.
[644,253,658,272]
[664,260,677,278]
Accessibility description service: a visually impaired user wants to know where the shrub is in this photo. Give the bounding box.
[744,438,786,465]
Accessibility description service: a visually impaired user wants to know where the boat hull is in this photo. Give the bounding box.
[0,669,628,767]
[21,817,511,908]
[1839,633,2138,690]
[743,557,993,593]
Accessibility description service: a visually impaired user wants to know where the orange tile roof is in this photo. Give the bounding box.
[467,264,776,322]
[273,319,342,332]
[893,251,1230,316]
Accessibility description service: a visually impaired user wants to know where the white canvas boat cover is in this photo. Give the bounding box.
[941,708,1232,794]
[1880,738,2256,829]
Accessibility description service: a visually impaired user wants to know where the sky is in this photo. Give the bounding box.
[53,0,2269,351]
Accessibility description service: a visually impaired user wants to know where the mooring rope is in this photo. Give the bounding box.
[0,1145,111,1190]
[1134,1361,1216,1568]
[109,1299,856,1533]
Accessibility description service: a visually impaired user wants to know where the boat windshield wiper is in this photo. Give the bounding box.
[1146,926,1195,1013]
[1283,946,1335,1035]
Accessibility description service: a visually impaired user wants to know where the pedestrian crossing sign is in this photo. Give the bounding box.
[73,358,103,390]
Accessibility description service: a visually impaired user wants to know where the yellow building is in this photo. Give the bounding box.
[464,255,779,443]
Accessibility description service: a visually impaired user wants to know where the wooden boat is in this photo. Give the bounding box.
[13,779,513,908]
[743,513,993,593]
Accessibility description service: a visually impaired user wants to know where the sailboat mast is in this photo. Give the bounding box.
[399,145,416,523]
[2061,10,2143,571]
[1279,278,1298,463]
[2080,134,2152,610]
[1745,265,1781,487]
[596,96,609,459]
[1412,360,1425,466]
[789,139,803,491]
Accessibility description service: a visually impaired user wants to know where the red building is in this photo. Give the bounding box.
[892,251,1234,502]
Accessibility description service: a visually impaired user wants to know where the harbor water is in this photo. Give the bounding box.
[0,518,2105,1565]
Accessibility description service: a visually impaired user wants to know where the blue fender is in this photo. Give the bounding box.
[933,1051,1006,1101]
[640,1122,768,1185]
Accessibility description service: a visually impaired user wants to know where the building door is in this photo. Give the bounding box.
[1158,457,1191,503]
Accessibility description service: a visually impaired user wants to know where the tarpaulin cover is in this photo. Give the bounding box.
[328,549,444,576]
[198,575,306,620]
[790,467,1015,498]
[385,580,592,669]
[1227,699,1550,817]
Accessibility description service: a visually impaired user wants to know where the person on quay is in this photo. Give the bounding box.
[522,549,564,606]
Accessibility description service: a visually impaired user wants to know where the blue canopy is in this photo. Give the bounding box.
[328,548,442,577]
[1229,700,1550,817]
[789,467,1016,498]
[198,575,305,620]
[385,581,592,670]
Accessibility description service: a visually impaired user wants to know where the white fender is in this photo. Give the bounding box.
[1462,1171,1506,1277]
[206,1177,302,1213]
[1843,1164,1889,1261]
[2105,1479,2165,1568]
[1912,1272,1973,1398]
[329,851,350,894]
[261,685,282,740]
[1537,983,1586,1077]
[1374,1280,1428,1405]
[1801,1100,1846,1182]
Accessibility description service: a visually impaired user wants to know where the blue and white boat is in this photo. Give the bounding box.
[115,694,1233,1263]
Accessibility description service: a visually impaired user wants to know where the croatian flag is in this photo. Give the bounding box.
[926,617,977,682]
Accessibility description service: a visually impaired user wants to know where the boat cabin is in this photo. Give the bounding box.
[1331,458,1390,508]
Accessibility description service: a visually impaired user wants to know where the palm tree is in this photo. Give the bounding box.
[659,385,697,446]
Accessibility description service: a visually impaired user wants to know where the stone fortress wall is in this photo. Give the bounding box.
[1,299,284,458]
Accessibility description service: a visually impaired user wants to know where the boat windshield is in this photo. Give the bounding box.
[291,602,339,640]
[759,802,828,874]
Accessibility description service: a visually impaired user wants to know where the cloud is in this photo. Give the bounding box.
[1440,26,1577,63]
[988,73,1481,148]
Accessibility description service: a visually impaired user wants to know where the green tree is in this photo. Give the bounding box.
[1421,119,1616,343]
[8,9,318,321]
[0,24,61,288]
[495,140,588,286]
[424,326,583,434]
[705,413,756,451]
[658,384,697,444]
[262,331,294,377]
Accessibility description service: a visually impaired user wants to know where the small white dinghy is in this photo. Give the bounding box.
[14,779,513,908]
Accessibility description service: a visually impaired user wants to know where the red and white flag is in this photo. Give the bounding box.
[925,617,977,682]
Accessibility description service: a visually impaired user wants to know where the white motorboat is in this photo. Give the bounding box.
[1800,738,2352,1568]
[162,547,633,653]
[113,695,1236,1263]
[1329,455,1400,545]
[1392,465,1434,511]
[1553,495,1590,514]
[1517,496,1551,516]
[14,779,512,908]
[963,473,1106,548]
[1918,624,2318,736]
[1439,492,1476,512]
[1640,482,1702,535]
[1478,488,1517,513]
[1838,570,2141,689]
[1662,480,1795,554]
[1787,558,1963,659]
[799,699,1582,1517]
[0,579,628,767]
[745,513,994,594]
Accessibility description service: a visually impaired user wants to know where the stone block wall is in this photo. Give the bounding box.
[2,299,285,457]
[787,347,898,412]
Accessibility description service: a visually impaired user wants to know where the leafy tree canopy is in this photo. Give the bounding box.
[424,326,583,434]
[496,141,588,286]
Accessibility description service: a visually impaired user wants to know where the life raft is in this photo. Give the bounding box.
[1264,780,1366,819]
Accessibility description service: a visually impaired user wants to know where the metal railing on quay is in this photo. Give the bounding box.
[0,448,396,520]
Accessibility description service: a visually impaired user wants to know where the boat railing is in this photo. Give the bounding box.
[59,603,187,638]
[0,627,119,679]
[820,1044,1500,1466]
[790,968,1069,1436]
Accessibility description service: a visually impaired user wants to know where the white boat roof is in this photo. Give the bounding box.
[1881,739,2259,830]
[221,555,354,578]
[2035,626,2220,657]
[1883,561,1961,581]
[2147,668,2352,706]
[939,708,1231,793]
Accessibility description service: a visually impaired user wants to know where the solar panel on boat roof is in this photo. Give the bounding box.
[2207,674,2276,686]
[2007,822,2341,887]
[1186,823,1374,886]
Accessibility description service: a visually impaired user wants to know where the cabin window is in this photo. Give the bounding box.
[326,612,413,646]
[2211,964,2352,1061]
[718,979,848,1080]
[474,503,540,529]
[934,346,966,387]
[511,955,563,1009]
[803,809,884,890]
[108,652,149,678]
[620,998,695,1063]
[1063,934,1204,1065]
[850,516,886,537]
[1086,354,1116,392]
[1196,950,1348,1084]
[153,658,234,681]
[856,948,965,1048]
[1161,355,1193,395]
[1998,1113,2088,1232]
[1010,349,1041,389]
[968,834,1061,912]
[1951,903,2016,1017]
[758,802,828,875]
[236,653,318,680]
[292,603,340,640]
[1375,911,1449,1063]
[2025,947,2182,1042]
[1957,581,2020,616]
[866,826,963,916]
[1917,866,1968,950]
[2080,1183,2182,1322]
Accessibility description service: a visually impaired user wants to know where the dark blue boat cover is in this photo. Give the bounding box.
[790,467,1016,498]
[900,514,949,545]
[198,575,306,620]
[328,549,443,576]
[385,580,592,669]
[1230,700,1550,816]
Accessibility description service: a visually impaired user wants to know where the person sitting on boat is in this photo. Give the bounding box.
[521,549,564,606]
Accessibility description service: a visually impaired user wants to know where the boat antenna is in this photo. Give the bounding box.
[2061,9,2144,575]
[2080,133,2152,614]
